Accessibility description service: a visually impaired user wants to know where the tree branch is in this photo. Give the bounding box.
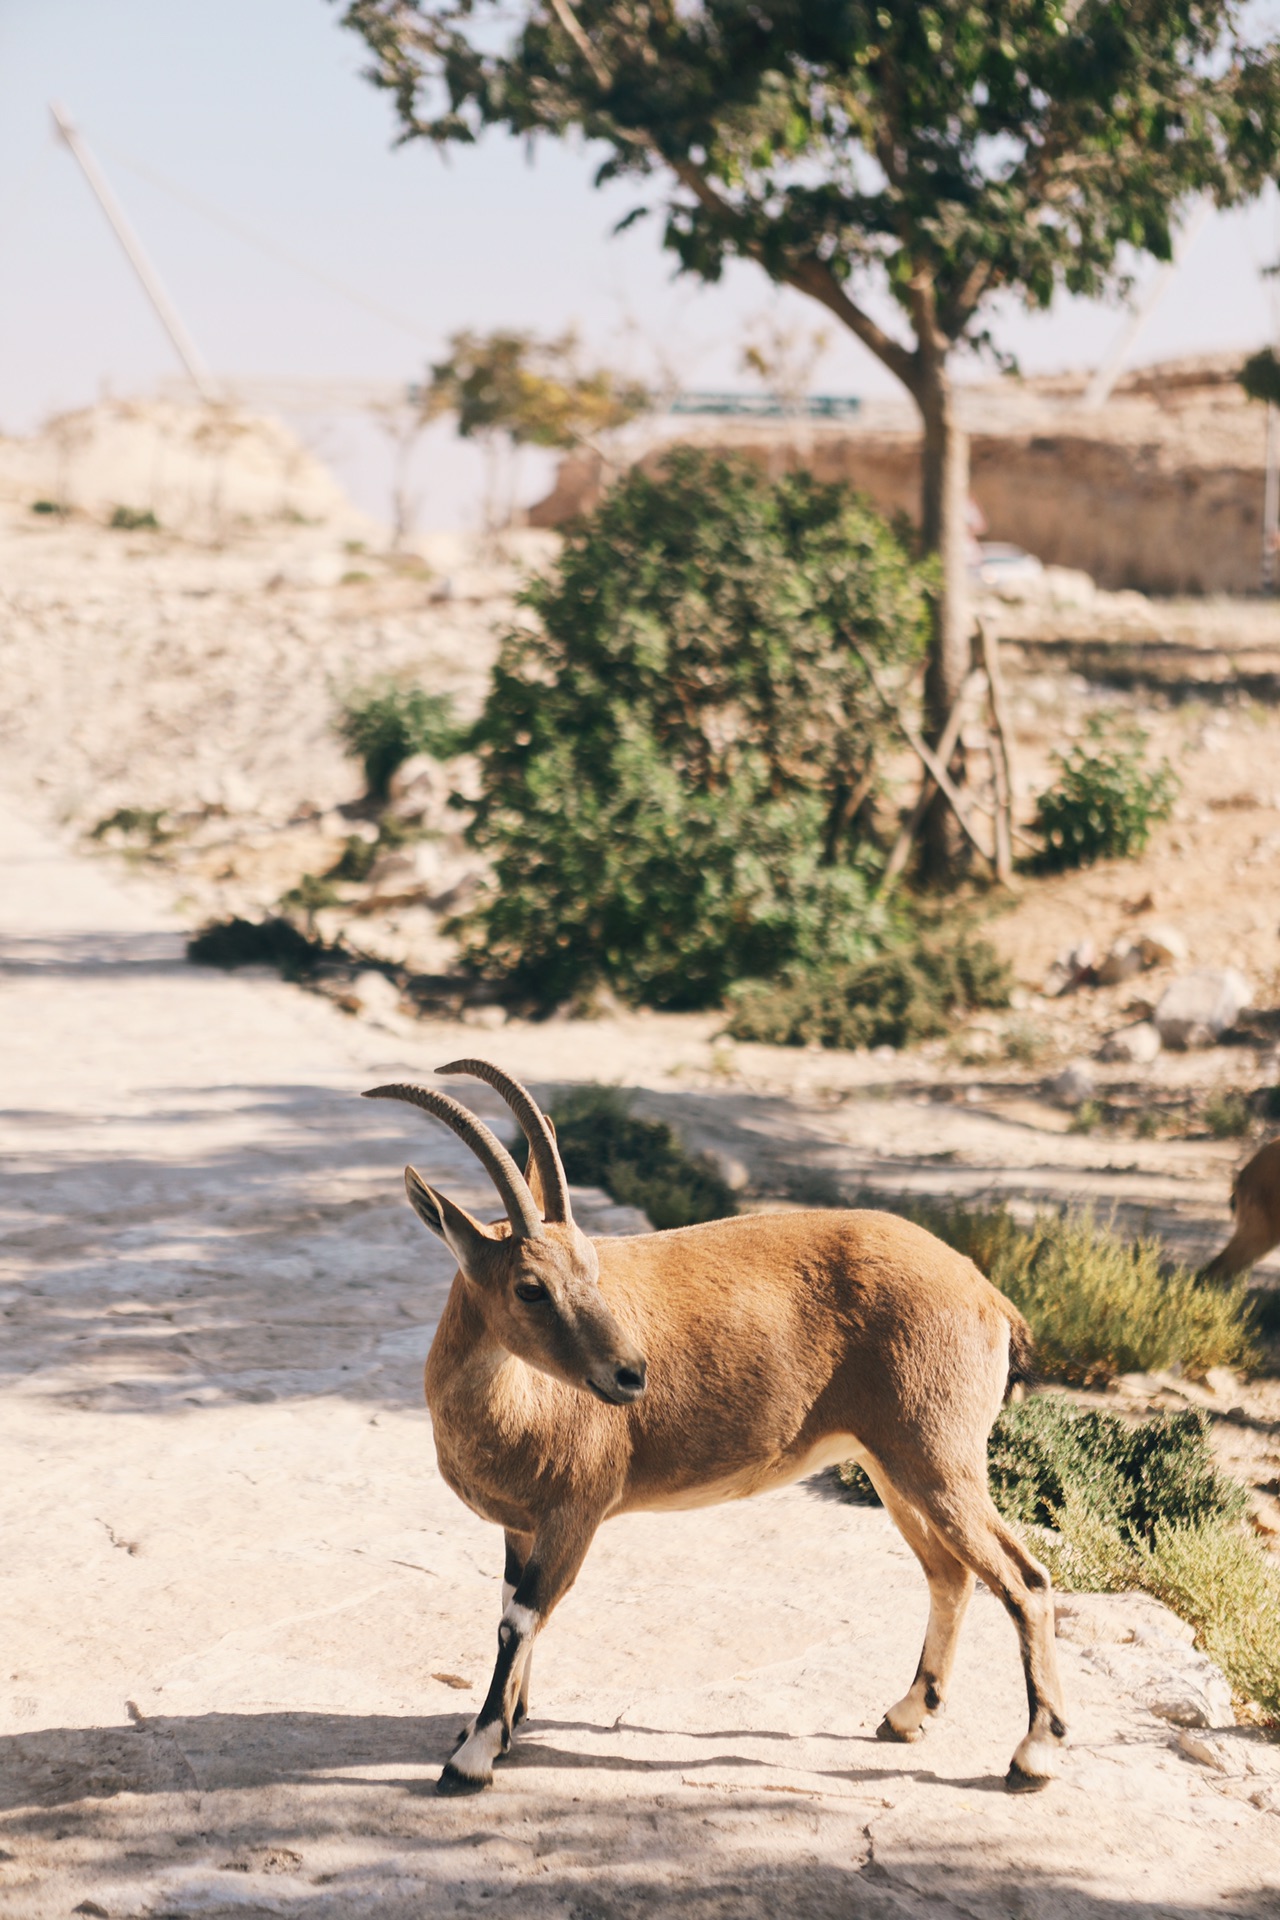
[781,257,919,393]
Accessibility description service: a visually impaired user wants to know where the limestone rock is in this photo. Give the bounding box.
[1137,923,1189,968]
[1096,937,1145,986]
[1098,1021,1162,1065]
[1049,1061,1096,1107]
[1154,968,1253,1048]
[1044,939,1096,997]
[350,969,403,1023]
[1147,1659,1234,1729]
[1177,1730,1248,1776]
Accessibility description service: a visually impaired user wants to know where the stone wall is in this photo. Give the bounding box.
[530,365,1271,596]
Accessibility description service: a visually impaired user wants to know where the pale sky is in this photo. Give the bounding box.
[3,0,1280,530]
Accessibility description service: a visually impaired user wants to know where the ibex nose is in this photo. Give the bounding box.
[614,1358,647,1399]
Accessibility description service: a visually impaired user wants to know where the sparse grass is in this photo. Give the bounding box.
[1068,1099,1103,1134]
[543,1086,737,1230]
[1002,1019,1050,1067]
[90,807,171,848]
[913,1202,1257,1386]
[109,504,159,531]
[1204,1090,1253,1139]
[278,873,340,933]
[836,1396,1279,1722]
[327,834,378,883]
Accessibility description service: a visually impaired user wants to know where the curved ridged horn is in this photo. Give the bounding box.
[437,1059,571,1225]
[362,1083,543,1238]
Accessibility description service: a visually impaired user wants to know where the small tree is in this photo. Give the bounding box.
[454,449,930,1008]
[339,0,1280,875]
[421,327,650,529]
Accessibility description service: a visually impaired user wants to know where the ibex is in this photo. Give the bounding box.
[366,1061,1067,1796]
[1199,1136,1280,1284]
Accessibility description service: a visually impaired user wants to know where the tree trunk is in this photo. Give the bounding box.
[916,370,972,880]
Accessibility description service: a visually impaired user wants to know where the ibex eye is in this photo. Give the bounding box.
[514,1281,548,1304]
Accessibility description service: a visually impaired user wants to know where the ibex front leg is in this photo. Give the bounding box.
[439,1510,598,1795]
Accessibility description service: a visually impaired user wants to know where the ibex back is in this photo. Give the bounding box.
[366,1062,1067,1795]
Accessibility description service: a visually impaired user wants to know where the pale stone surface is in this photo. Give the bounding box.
[2,796,1279,1919]
[1098,1020,1163,1064]
[1155,968,1254,1048]
[1049,1060,1096,1106]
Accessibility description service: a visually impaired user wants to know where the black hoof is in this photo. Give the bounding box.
[437,1761,489,1796]
[875,1716,921,1744]
[1005,1760,1052,1794]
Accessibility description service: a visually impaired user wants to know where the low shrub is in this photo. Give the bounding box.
[186,915,332,980]
[544,1086,737,1230]
[336,684,463,802]
[917,1202,1256,1385]
[724,932,1011,1050]
[838,1398,1244,1541]
[109,504,159,530]
[1204,1090,1252,1139]
[837,1395,1279,1720]
[90,807,170,847]
[1032,716,1177,872]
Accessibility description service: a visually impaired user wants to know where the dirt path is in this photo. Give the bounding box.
[2,795,1279,1918]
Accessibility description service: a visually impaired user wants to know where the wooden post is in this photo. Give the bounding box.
[978,618,1017,886]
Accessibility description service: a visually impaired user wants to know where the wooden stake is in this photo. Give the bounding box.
[978,618,1017,885]
[879,667,985,894]
[848,643,994,875]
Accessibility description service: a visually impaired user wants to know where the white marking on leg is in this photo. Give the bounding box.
[501,1600,537,1639]
[502,1581,515,1610]
[449,1717,506,1781]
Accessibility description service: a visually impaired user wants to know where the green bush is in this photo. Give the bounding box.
[918,1203,1256,1386]
[1032,715,1177,872]
[1204,1090,1252,1139]
[336,684,463,802]
[725,931,1009,1050]
[545,1085,737,1230]
[838,1398,1244,1543]
[109,504,159,530]
[456,450,932,1010]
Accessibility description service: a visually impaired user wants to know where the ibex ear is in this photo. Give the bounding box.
[523,1112,556,1218]
[404,1166,494,1273]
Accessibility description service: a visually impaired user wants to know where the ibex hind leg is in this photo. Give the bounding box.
[904,1470,1067,1791]
[862,1458,975,1745]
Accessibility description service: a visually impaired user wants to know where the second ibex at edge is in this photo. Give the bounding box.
[366,1060,1067,1796]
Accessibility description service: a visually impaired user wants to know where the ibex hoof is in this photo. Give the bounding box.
[875,1715,923,1744]
[1005,1759,1053,1794]
[437,1760,491,1796]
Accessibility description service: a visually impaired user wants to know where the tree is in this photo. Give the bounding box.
[420,327,650,529]
[339,0,1280,875]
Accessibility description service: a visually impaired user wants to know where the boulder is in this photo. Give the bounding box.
[1096,937,1145,986]
[1050,1061,1096,1107]
[1098,1021,1162,1065]
[1137,923,1189,968]
[1044,939,1096,997]
[1154,969,1252,1049]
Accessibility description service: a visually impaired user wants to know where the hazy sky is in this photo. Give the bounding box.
[4,0,1280,529]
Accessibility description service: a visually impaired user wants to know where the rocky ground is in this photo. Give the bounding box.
[3,794,1279,1919]
[3,483,1280,1514]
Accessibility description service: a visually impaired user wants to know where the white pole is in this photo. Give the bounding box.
[1080,199,1211,412]
[50,101,219,403]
